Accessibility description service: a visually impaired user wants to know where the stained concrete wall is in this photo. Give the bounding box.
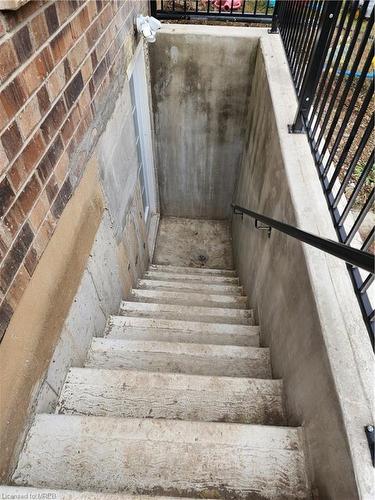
[232,34,374,499]
[149,26,259,219]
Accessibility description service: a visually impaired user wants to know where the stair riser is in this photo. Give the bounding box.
[13,416,310,499]
[129,290,248,309]
[138,279,243,296]
[58,369,285,425]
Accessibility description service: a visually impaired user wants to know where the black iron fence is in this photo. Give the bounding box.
[274,0,374,344]
[150,0,275,22]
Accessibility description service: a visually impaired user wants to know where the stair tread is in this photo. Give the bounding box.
[85,338,271,378]
[0,489,207,500]
[138,278,243,295]
[106,316,260,346]
[120,301,254,325]
[149,264,237,276]
[13,414,309,499]
[144,271,240,284]
[129,289,248,309]
[58,367,285,425]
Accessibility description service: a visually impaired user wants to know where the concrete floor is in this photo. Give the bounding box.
[153,217,234,269]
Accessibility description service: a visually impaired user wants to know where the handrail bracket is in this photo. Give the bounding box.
[255,219,272,238]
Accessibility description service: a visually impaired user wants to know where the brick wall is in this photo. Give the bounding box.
[0,0,146,341]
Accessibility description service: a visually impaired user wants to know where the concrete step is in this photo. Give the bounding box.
[0,489,209,500]
[85,338,271,378]
[13,415,310,498]
[137,278,243,296]
[58,368,285,425]
[105,316,260,347]
[120,301,254,325]
[149,264,237,277]
[129,289,248,309]
[144,270,240,285]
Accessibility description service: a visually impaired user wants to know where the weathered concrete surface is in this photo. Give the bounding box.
[86,338,270,378]
[58,367,285,424]
[0,158,104,481]
[129,288,248,308]
[120,300,254,324]
[105,315,260,347]
[150,26,262,219]
[137,278,243,295]
[13,414,310,498]
[232,35,374,499]
[0,488,213,500]
[153,217,234,269]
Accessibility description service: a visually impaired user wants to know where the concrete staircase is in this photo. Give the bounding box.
[8,264,311,499]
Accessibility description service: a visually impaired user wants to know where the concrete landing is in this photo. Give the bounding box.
[153,217,233,269]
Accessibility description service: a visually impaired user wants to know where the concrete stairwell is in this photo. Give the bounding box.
[5,220,311,499]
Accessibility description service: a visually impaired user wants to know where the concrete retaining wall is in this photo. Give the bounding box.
[232,34,374,499]
[149,26,259,219]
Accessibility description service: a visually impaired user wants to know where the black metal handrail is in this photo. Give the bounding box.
[231,204,374,274]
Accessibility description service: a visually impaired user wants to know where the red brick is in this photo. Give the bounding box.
[6,264,31,309]
[70,5,90,40]
[50,24,74,65]
[36,85,51,115]
[29,189,49,232]
[12,25,33,64]
[45,173,59,203]
[56,0,80,26]
[21,47,54,97]
[1,122,23,162]
[45,3,59,36]
[30,11,49,49]
[17,94,42,140]
[54,151,69,184]
[0,77,28,119]
[8,132,45,190]
[51,176,72,219]
[61,104,81,145]
[0,222,33,294]
[37,134,64,183]
[65,71,84,108]
[0,40,18,84]
[68,36,88,74]
[33,215,53,256]
[24,246,38,276]
[3,200,24,237]
[87,1,98,22]
[81,57,93,85]
[40,98,67,144]
[46,63,66,101]
[0,177,15,217]
[17,174,42,217]
[86,15,101,48]
[0,299,13,342]
[0,141,8,176]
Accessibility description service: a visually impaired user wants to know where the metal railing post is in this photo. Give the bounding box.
[289,0,341,133]
[268,0,279,34]
[150,0,157,17]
